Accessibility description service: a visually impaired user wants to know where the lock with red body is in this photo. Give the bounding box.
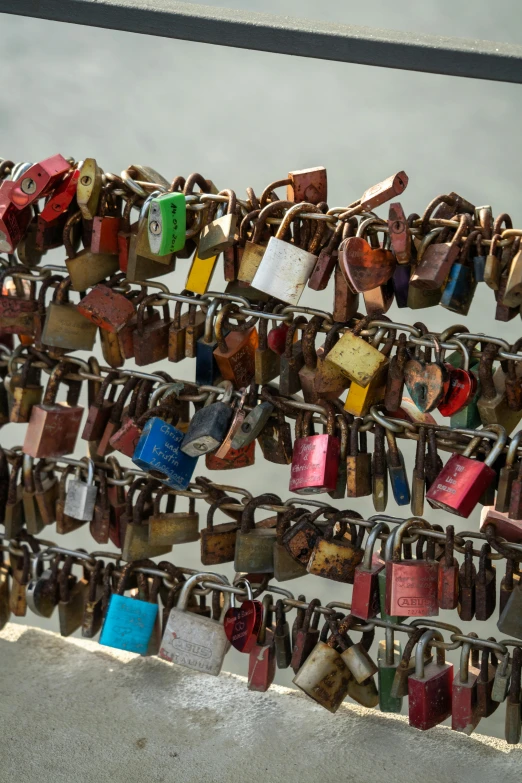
[77,281,135,334]
[408,630,453,731]
[426,426,506,518]
[10,154,70,209]
[23,362,84,458]
[351,522,388,620]
[289,407,340,494]
[386,518,439,617]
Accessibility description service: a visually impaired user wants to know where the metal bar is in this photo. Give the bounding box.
[2,0,522,84]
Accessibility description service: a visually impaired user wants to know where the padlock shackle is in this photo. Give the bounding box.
[415,629,444,679]
[275,202,320,241]
[240,493,281,534]
[392,517,433,563]
[361,522,389,571]
[175,572,228,613]
[483,424,508,467]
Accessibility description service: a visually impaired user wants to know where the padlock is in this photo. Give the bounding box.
[95,375,139,458]
[9,545,30,617]
[126,194,175,281]
[477,343,522,434]
[87,468,110,545]
[498,556,520,616]
[308,222,342,291]
[386,429,410,506]
[388,202,411,264]
[252,202,323,305]
[200,496,240,566]
[332,615,377,684]
[410,213,470,290]
[107,377,153,457]
[339,218,396,293]
[333,263,360,321]
[26,552,59,619]
[324,315,388,388]
[492,652,512,704]
[438,525,459,610]
[76,157,102,220]
[4,454,24,539]
[63,460,98,522]
[81,560,105,638]
[238,201,287,285]
[292,618,351,713]
[100,561,160,655]
[148,191,186,257]
[372,423,388,512]
[378,627,403,713]
[148,487,199,546]
[440,228,479,316]
[234,494,278,573]
[307,512,364,583]
[77,283,135,334]
[476,645,499,719]
[408,630,453,731]
[351,522,388,620]
[426,425,507,518]
[160,572,231,673]
[475,543,496,621]
[9,353,43,424]
[297,315,325,403]
[212,303,258,388]
[248,594,276,692]
[224,578,263,654]
[385,333,409,413]
[281,507,325,566]
[505,647,522,745]
[132,416,198,490]
[41,276,97,352]
[23,362,84,458]
[120,480,171,561]
[404,335,449,414]
[21,455,44,535]
[197,189,237,259]
[346,419,372,498]
[504,237,522,308]
[386,518,439,617]
[438,339,478,418]
[132,295,170,366]
[10,153,70,208]
[505,339,522,412]
[452,638,481,735]
[32,459,58,527]
[328,411,348,500]
[312,322,351,400]
[181,382,235,457]
[55,466,84,535]
[390,627,430,700]
[497,567,522,639]
[289,407,340,495]
[291,598,321,673]
[253,313,280,385]
[38,167,80,225]
[184,300,206,359]
[81,370,118,445]
[287,167,327,204]
[231,398,274,451]
[63,211,119,291]
[58,555,89,637]
[0,266,38,336]
[279,316,306,396]
[194,298,221,384]
[274,599,292,669]
[0,180,31,253]
[273,508,308,582]
[457,540,476,621]
[410,426,427,516]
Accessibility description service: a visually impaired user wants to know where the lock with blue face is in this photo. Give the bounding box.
[99,564,159,655]
[132,417,198,490]
[195,299,224,385]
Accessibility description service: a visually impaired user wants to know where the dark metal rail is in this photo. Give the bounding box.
[2,0,522,84]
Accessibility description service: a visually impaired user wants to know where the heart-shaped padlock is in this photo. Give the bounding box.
[437,338,477,417]
[340,235,396,293]
[224,579,263,653]
[404,336,449,413]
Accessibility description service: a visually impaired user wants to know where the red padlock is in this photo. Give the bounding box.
[38,168,80,222]
[224,580,263,654]
[438,525,459,610]
[408,630,453,731]
[426,426,506,518]
[247,595,276,692]
[351,522,388,620]
[289,407,340,494]
[77,283,135,334]
[385,518,439,617]
[452,638,481,735]
[10,154,70,209]
[23,361,84,458]
[0,182,31,253]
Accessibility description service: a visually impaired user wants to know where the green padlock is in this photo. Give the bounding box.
[377,627,403,713]
[148,192,186,256]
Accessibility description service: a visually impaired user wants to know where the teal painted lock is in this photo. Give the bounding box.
[148,192,186,256]
[132,417,198,490]
[440,229,478,316]
[100,561,159,654]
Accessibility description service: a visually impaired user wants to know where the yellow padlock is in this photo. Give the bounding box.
[325,316,387,388]
[185,248,218,295]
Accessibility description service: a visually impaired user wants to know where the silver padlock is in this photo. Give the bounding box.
[63,459,98,522]
[251,202,322,305]
[159,572,230,676]
[231,401,274,450]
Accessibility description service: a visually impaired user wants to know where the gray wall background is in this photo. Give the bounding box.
[1,0,521,741]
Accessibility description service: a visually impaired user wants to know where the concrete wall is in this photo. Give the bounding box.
[0,624,520,783]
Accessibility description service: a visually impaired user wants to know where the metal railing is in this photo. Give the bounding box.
[2,0,522,84]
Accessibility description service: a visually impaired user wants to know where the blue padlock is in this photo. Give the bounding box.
[196,299,222,385]
[385,430,410,506]
[100,565,159,655]
[440,261,476,315]
[132,417,198,489]
[473,254,486,283]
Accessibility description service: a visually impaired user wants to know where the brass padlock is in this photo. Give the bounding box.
[148,487,200,547]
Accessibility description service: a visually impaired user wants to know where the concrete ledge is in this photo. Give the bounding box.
[0,624,520,783]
